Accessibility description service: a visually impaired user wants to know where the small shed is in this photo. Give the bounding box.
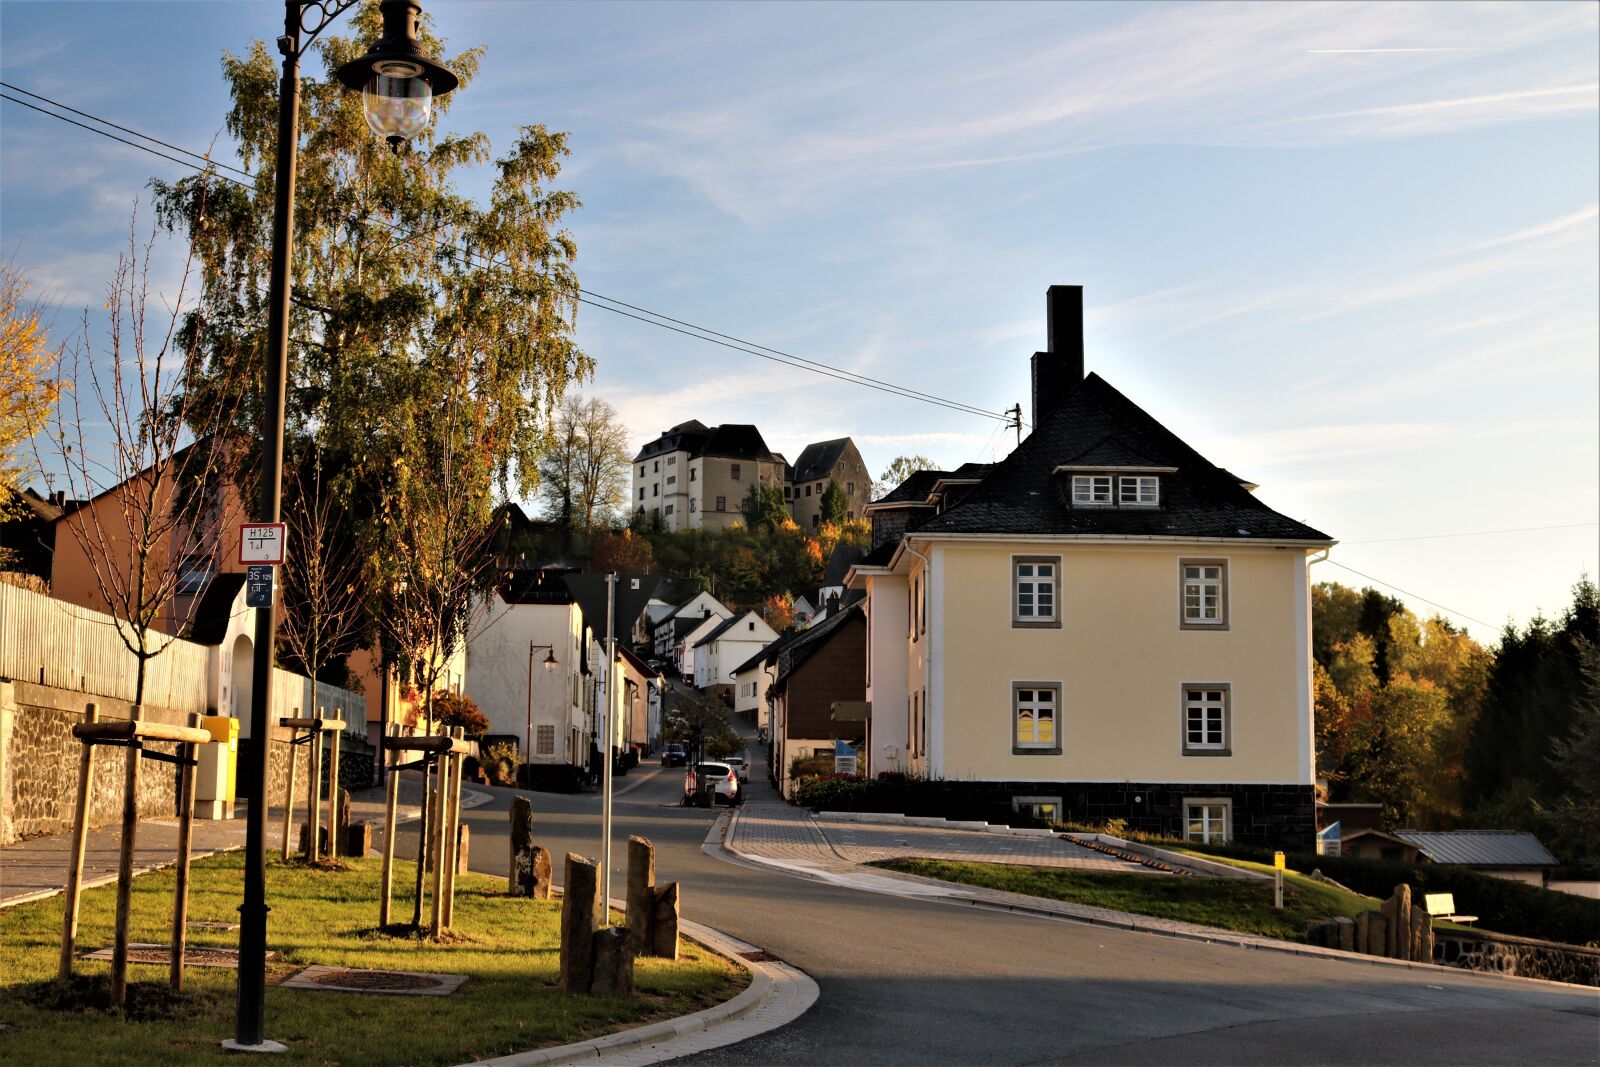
[1391,830,1561,887]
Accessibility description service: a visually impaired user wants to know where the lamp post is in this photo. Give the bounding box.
[525,642,557,785]
[232,2,459,1052]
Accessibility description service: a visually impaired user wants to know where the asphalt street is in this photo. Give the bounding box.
[398,727,1600,1066]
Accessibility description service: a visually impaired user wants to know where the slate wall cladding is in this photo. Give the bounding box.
[844,777,1316,851]
[1434,930,1600,986]
[785,614,866,741]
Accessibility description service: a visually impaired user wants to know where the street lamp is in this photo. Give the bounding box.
[525,642,558,786]
[234,1,459,1053]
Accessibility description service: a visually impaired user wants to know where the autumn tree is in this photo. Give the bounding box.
[151,8,589,681]
[760,592,795,631]
[591,528,654,574]
[45,212,244,706]
[876,454,934,499]
[537,395,631,542]
[740,483,788,530]
[1,260,65,533]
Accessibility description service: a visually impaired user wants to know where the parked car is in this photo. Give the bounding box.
[683,762,740,806]
[723,755,749,785]
[661,743,687,767]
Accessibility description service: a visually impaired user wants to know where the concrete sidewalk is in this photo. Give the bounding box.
[0,774,490,908]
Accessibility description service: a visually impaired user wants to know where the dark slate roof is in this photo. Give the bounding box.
[1056,435,1167,469]
[617,644,659,678]
[635,420,710,462]
[914,373,1332,542]
[742,624,813,677]
[776,600,862,687]
[189,572,247,645]
[856,542,897,568]
[821,545,864,587]
[694,610,758,648]
[498,567,580,605]
[699,424,780,462]
[875,469,951,505]
[791,438,851,484]
[1392,831,1559,868]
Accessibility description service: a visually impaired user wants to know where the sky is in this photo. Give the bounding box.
[1,0,1596,642]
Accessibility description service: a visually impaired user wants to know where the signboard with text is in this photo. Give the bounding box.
[245,565,275,608]
[238,523,288,565]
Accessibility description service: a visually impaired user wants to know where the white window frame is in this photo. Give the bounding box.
[1184,798,1232,843]
[1012,556,1060,628]
[1181,683,1232,756]
[1071,475,1113,506]
[1013,682,1061,754]
[1179,559,1230,630]
[1012,795,1063,823]
[1118,475,1159,507]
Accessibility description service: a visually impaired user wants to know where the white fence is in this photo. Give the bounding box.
[0,582,210,712]
[0,582,365,736]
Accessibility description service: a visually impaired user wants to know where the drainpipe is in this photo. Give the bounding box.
[903,540,933,777]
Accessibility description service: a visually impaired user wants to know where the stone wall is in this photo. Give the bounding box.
[1435,929,1600,986]
[0,680,188,844]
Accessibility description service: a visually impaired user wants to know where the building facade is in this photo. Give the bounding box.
[632,422,786,532]
[849,285,1332,848]
[786,438,873,528]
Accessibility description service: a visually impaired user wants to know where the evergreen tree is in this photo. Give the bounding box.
[820,479,848,525]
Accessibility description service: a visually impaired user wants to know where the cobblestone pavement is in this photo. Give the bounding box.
[0,773,488,907]
[730,803,1154,874]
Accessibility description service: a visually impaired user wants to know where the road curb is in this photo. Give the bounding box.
[723,807,1598,994]
[464,911,817,1067]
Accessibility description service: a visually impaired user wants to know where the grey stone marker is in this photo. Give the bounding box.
[559,854,601,994]
[509,796,536,897]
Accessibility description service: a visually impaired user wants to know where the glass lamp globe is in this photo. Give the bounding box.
[362,59,433,150]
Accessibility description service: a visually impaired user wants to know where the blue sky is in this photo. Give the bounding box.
[2,1,1596,641]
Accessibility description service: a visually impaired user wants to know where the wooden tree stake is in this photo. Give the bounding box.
[169,712,200,991]
[325,709,341,861]
[379,723,399,928]
[58,702,99,980]
[281,717,299,861]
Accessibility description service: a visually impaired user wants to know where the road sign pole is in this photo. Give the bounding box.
[601,573,617,925]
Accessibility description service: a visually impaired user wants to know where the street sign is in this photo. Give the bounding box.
[562,573,665,639]
[238,523,288,565]
[245,565,275,608]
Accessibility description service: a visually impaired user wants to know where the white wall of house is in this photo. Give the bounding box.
[733,661,774,729]
[862,574,909,774]
[465,595,586,766]
[679,612,726,679]
[699,615,778,689]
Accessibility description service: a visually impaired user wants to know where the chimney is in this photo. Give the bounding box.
[1030,284,1084,427]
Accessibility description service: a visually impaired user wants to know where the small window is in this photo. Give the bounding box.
[666,474,676,485]
[1071,475,1112,506]
[804,485,812,497]
[847,481,855,495]
[653,484,659,497]
[1012,796,1063,823]
[536,725,555,756]
[1119,476,1159,506]
[816,482,824,494]
[665,504,675,515]
[690,468,698,482]
[1185,799,1231,843]
[176,555,215,596]
[638,488,644,500]
[784,486,792,498]
[1180,560,1229,629]
[1013,557,1060,627]
[1182,684,1231,756]
[639,465,645,477]
[811,514,819,527]
[1014,684,1060,753]
[731,463,742,481]
[716,496,726,512]
[667,456,676,466]
[748,621,755,631]
[653,461,659,472]
[689,499,698,512]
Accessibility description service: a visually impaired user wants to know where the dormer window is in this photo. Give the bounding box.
[1071,475,1112,506]
[1119,476,1159,507]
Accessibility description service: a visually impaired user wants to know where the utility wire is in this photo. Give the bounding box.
[1344,521,1598,546]
[1321,558,1496,630]
[2,84,1012,423]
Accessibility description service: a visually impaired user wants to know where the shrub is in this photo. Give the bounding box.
[479,739,519,787]
[431,690,490,737]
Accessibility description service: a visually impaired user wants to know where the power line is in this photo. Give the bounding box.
[2,84,1012,423]
[1321,558,1497,630]
[1344,521,1599,545]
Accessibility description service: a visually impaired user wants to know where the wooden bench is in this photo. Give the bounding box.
[1424,892,1477,925]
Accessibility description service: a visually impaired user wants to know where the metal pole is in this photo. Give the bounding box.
[235,2,298,1048]
[525,641,534,787]
[601,574,617,924]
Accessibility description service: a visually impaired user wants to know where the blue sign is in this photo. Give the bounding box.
[245,565,274,608]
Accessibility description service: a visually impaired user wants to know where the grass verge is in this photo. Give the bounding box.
[0,850,745,1065]
[872,856,1383,942]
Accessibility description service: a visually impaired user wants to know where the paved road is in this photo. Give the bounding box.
[401,729,1599,1066]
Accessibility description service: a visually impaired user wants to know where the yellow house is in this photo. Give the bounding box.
[849,285,1334,849]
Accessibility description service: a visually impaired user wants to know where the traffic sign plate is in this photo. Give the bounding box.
[239,523,287,565]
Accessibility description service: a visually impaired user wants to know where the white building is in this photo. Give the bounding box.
[693,610,779,693]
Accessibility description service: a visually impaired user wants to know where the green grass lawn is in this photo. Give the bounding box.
[873,857,1384,942]
[0,851,745,1065]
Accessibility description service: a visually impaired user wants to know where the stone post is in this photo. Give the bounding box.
[626,836,655,954]
[509,796,535,896]
[590,926,636,997]
[650,882,681,961]
[529,847,552,900]
[560,854,601,994]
